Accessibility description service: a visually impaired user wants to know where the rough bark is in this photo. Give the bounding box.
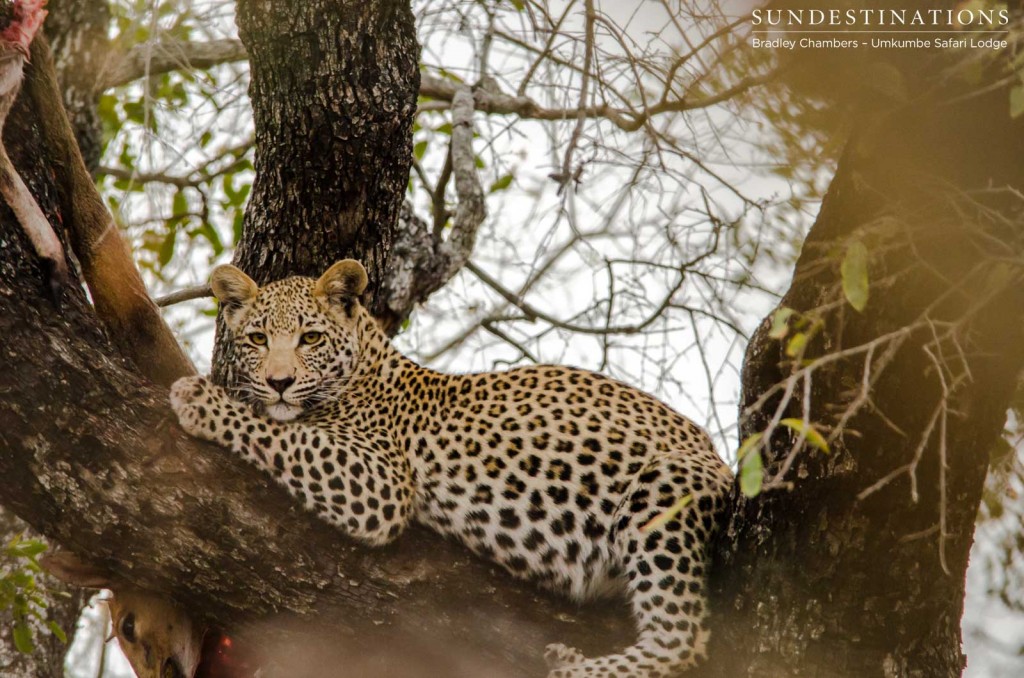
[705,58,1024,676]
[214,0,419,354]
[0,1,112,675]
[0,294,631,676]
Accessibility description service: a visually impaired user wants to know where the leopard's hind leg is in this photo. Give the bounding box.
[546,454,726,678]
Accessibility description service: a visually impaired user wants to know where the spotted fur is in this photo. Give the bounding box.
[171,260,733,677]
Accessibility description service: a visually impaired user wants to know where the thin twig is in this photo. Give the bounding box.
[558,0,596,188]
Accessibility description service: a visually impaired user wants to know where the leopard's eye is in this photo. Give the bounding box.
[300,331,323,346]
[248,332,268,346]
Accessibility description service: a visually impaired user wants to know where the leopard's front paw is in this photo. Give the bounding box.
[544,643,584,671]
[170,375,218,439]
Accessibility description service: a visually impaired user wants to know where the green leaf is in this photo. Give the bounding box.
[172,190,188,217]
[1011,84,1024,119]
[123,100,145,124]
[488,173,514,193]
[785,332,807,358]
[779,418,830,453]
[97,94,123,144]
[437,68,465,84]
[158,228,177,267]
[9,571,32,588]
[223,174,251,207]
[738,433,764,497]
[8,540,46,558]
[841,241,869,312]
[170,81,188,106]
[769,307,795,339]
[118,145,136,169]
[234,183,251,206]
[47,620,67,644]
[738,432,763,460]
[413,140,428,160]
[195,223,224,256]
[232,212,244,245]
[639,494,692,533]
[12,621,34,654]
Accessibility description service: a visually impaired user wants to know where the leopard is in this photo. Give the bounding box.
[170,259,733,678]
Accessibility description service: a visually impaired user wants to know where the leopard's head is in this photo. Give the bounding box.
[211,260,369,421]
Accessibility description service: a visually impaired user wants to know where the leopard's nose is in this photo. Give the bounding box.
[266,376,295,395]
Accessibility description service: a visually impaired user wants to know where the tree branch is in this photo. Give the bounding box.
[384,88,486,323]
[97,146,252,190]
[95,34,770,133]
[28,36,195,387]
[418,71,775,131]
[437,87,485,278]
[155,283,213,307]
[100,38,248,90]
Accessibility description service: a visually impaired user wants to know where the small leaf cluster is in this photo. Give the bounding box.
[0,535,66,654]
[768,306,825,360]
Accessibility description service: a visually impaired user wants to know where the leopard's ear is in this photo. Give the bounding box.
[211,265,259,331]
[314,259,368,316]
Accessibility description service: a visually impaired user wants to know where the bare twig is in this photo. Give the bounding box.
[516,1,577,97]
[97,138,254,189]
[430,148,453,242]
[466,261,685,336]
[557,0,595,190]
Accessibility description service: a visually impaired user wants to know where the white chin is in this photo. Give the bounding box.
[265,403,303,421]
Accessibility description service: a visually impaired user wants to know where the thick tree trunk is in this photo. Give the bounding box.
[705,63,1024,676]
[212,0,421,387]
[223,0,418,330]
[0,1,114,672]
[42,0,111,171]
